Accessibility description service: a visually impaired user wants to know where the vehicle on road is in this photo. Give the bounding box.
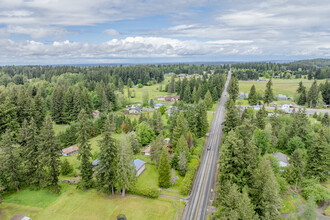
[207,145,211,150]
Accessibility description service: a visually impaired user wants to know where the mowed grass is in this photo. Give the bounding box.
[239,78,326,98]
[53,124,68,135]
[280,193,305,214]
[3,189,60,208]
[0,186,183,220]
[136,164,159,190]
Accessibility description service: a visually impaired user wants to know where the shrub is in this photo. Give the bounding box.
[61,158,74,175]
[180,167,196,195]
[131,186,159,198]
[301,179,330,204]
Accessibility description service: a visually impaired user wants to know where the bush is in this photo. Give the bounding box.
[61,158,74,175]
[301,178,330,204]
[131,186,159,198]
[138,83,143,88]
[180,167,196,195]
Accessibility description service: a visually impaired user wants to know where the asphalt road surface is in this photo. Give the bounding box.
[181,69,231,220]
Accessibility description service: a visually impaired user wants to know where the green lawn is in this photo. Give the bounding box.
[53,124,68,135]
[136,164,159,190]
[239,78,326,98]
[280,193,305,214]
[0,185,184,220]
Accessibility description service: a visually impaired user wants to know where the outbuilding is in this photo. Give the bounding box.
[134,159,146,177]
[272,152,289,168]
[62,146,79,156]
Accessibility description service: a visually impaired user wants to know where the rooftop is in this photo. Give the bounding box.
[134,159,145,170]
[62,146,79,154]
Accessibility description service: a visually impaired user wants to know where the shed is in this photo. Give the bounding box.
[272,152,289,168]
[164,138,170,144]
[62,146,79,156]
[141,145,151,156]
[134,159,146,177]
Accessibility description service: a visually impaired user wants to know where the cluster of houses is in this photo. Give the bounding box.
[157,94,180,102]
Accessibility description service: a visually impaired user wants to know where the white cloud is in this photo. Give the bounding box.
[103,29,120,36]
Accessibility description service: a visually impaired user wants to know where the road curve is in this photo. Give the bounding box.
[181,69,231,220]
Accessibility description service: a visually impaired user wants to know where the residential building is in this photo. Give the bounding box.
[272,152,289,168]
[10,215,31,220]
[141,145,151,156]
[154,103,163,110]
[128,104,143,114]
[92,110,100,118]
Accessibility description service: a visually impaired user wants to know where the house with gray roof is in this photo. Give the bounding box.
[272,152,289,168]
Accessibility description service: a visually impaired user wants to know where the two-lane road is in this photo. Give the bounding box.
[181,69,231,220]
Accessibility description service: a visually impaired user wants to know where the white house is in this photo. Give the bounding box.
[134,159,146,177]
[280,102,291,109]
[154,103,163,110]
[272,152,289,168]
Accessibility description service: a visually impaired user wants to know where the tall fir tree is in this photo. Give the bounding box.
[250,156,282,219]
[264,79,273,105]
[158,147,171,188]
[204,90,213,109]
[306,130,330,182]
[0,130,21,192]
[223,99,239,133]
[39,115,61,192]
[33,92,45,129]
[77,109,93,189]
[248,85,258,105]
[228,76,239,102]
[96,116,118,195]
[51,84,65,123]
[150,134,166,167]
[116,135,136,196]
[307,80,318,108]
[171,111,188,148]
[297,81,307,105]
[0,97,19,135]
[196,100,209,137]
[256,109,266,129]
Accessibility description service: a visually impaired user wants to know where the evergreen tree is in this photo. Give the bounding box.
[228,77,239,102]
[183,83,191,103]
[116,135,136,196]
[0,130,21,192]
[178,152,187,176]
[150,134,166,166]
[250,156,282,219]
[77,109,93,189]
[171,111,188,148]
[306,130,330,181]
[248,85,258,105]
[127,132,141,154]
[321,112,329,126]
[0,97,19,135]
[96,116,118,195]
[151,111,163,135]
[218,130,258,189]
[39,115,61,192]
[135,121,155,145]
[264,79,273,105]
[158,147,171,188]
[254,128,270,155]
[196,100,209,137]
[51,84,65,123]
[255,109,265,129]
[204,90,213,109]
[307,80,318,108]
[60,158,74,175]
[223,99,239,133]
[33,92,45,128]
[297,81,307,105]
[22,118,41,187]
[176,134,190,157]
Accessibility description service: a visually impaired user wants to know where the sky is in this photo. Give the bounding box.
[0,0,329,64]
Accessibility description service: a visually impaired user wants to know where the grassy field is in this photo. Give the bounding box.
[124,78,174,104]
[0,185,184,220]
[239,78,326,98]
[280,193,305,214]
[53,124,68,135]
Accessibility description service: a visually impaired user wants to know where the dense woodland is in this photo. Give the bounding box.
[214,77,330,219]
[232,62,330,80]
[0,64,226,200]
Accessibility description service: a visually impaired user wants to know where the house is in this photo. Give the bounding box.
[239,92,249,99]
[270,102,277,107]
[128,104,143,114]
[157,97,165,101]
[272,152,289,168]
[253,105,260,110]
[164,138,170,144]
[280,102,290,109]
[134,159,146,177]
[92,159,100,167]
[165,95,180,102]
[141,145,151,156]
[92,110,100,118]
[62,146,79,156]
[277,94,288,100]
[164,72,175,77]
[10,215,31,220]
[154,103,163,110]
[178,74,185,78]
